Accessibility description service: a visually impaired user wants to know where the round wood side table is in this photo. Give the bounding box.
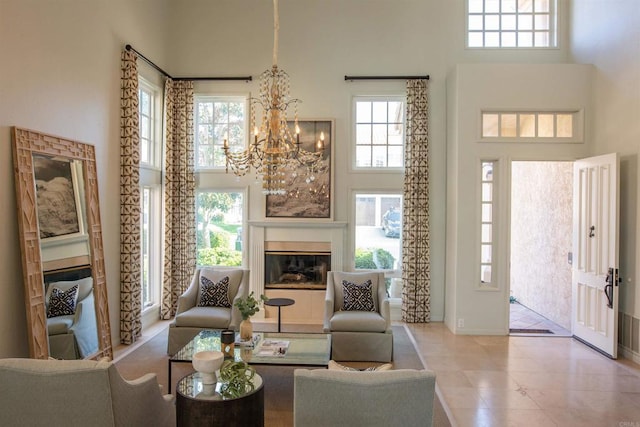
[176,372,264,427]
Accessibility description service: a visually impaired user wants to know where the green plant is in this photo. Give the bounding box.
[355,248,376,269]
[235,291,268,320]
[197,247,242,266]
[355,247,395,270]
[372,248,395,269]
[218,360,256,398]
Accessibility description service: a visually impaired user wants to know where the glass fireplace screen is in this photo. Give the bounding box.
[264,251,330,290]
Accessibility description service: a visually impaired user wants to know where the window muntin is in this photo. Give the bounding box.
[195,96,247,169]
[467,0,557,48]
[196,190,244,267]
[481,111,579,141]
[354,97,405,169]
[480,161,497,288]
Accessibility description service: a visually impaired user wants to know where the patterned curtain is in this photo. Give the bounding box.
[401,79,431,323]
[120,49,142,344]
[161,78,197,319]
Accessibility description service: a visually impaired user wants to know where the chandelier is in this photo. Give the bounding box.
[223,0,324,195]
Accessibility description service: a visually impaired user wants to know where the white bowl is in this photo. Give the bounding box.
[192,351,224,384]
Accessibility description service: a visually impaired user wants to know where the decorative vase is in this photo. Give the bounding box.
[240,318,253,341]
[192,350,224,385]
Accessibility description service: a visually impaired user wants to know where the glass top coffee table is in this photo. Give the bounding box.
[169,330,331,392]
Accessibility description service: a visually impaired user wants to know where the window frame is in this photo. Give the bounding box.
[137,76,164,315]
[466,0,558,49]
[140,184,162,311]
[479,110,583,143]
[138,77,162,169]
[194,95,250,171]
[352,191,404,283]
[352,96,406,172]
[478,160,499,291]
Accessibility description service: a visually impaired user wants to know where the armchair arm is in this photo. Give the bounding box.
[175,271,199,315]
[323,273,336,332]
[70,292,99,358]
[376,273,391,332]
[108,366,175,427]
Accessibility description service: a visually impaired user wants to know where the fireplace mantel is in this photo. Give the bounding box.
[248,220,347,229]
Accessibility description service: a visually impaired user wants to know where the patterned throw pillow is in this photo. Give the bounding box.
[342,279,375,311]
[46,284,79,318]
[198,276,231,307]
[328,360,393,372]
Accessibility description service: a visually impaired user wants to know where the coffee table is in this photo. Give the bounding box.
[168,329,331,392]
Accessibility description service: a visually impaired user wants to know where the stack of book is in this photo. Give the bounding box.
[234,332,263,348]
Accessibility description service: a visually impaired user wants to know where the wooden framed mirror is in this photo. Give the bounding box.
[12,127,112,360]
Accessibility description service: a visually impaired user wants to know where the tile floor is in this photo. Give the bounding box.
[406,322,640,427]
[509,302,571,337]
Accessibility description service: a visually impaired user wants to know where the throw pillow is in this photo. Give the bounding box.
[46,284,79,318]
[198,276,231,307]
[328,360,393,372]
[342,279,375,311]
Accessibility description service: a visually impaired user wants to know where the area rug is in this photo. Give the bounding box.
[115,325,451,427]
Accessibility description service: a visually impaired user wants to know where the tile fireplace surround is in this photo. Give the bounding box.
[249,221,347,324]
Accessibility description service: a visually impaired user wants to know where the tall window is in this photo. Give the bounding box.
[196,191,244,267]
[138,77,162,312]
[480,161,497,288]
[195,96,247,169]
[354,193,403,293]
[467,0,557,48]
[354,97,405,169]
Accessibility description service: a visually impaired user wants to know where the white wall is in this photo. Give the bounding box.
[0,0,170,357]
[571,0,640,357]
[165,0,452,322]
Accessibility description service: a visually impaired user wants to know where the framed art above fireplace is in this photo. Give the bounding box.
[265,119,333,219]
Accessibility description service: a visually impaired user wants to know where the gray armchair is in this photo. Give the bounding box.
[0,358,175,427]
[323,271,393,362]
[167,267,249,355]
[294,368,436,427]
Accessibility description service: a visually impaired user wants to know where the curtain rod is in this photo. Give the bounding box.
[345,75,430,81]
[125,44,252,82]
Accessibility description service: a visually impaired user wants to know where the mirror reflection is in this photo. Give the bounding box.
[32,154,99,359]
[12,127,112,360]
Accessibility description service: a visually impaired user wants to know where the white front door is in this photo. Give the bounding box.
[572,153,620,358]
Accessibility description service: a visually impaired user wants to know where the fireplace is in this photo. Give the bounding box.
[262,241,332,290]
[264,250,330,290]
